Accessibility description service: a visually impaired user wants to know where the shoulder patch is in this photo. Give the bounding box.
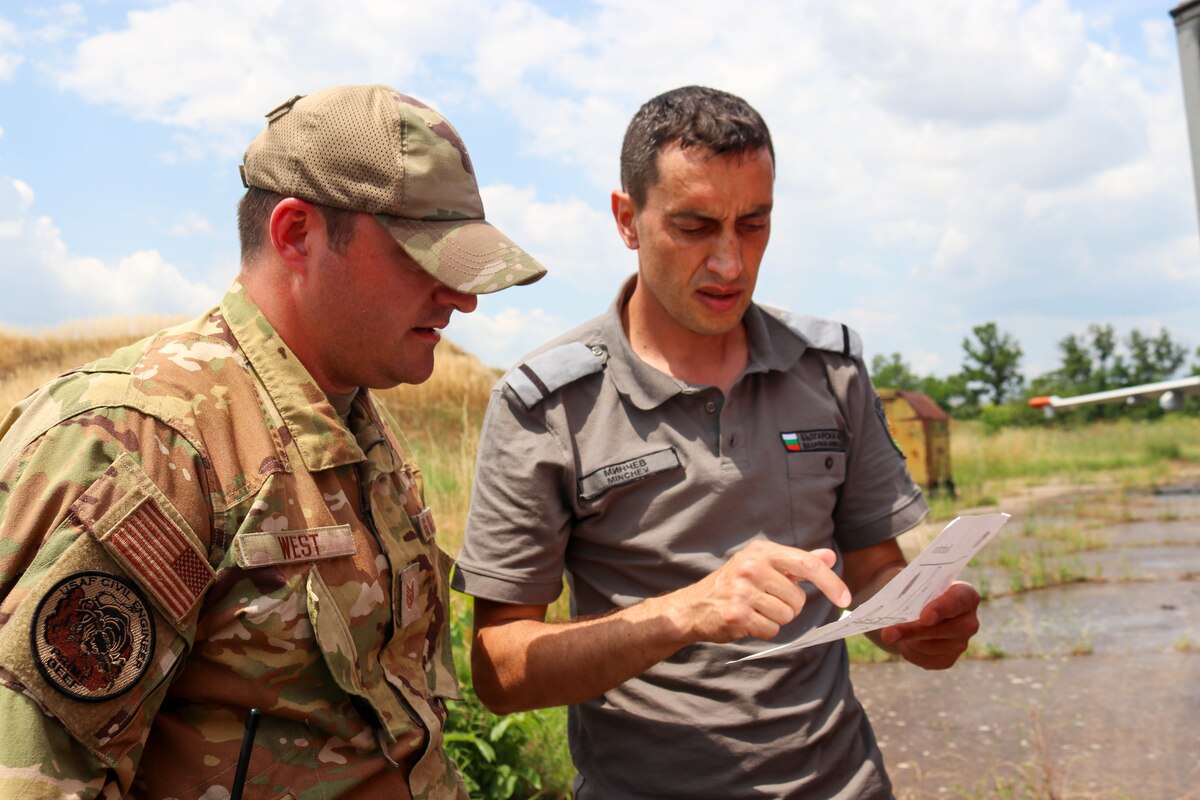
[32,571,155,702]
[761,305,863,359]
[505,342,607,408]
[72,453,215,630]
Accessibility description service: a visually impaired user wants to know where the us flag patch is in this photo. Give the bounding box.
[106,500,214,625]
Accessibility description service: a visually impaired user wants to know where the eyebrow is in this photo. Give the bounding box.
[668,204,773,222]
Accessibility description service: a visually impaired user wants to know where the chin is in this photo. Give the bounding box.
[694,316,745,337]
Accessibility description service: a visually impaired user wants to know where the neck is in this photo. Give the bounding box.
[240,260,350,395]
[622,287,749,394]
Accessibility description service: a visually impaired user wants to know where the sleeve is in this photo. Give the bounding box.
[451,385,575,606]
[0,688,115,799]
[828,357,929,551]
[0,408,214,796]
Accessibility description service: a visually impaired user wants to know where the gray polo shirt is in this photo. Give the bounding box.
[453,283,927,799]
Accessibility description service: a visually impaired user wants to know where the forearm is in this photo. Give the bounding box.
[842,539,908,654]
[472,595,689,714]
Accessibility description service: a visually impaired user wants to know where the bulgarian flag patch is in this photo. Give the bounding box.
[780,429,846,453]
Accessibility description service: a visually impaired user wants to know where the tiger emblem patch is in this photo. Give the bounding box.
[32,572,155,702]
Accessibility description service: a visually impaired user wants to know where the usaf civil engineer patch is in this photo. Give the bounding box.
[31,571,155,702]
[780,429,846,453]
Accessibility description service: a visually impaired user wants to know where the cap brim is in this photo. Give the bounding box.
[375,215,546,295]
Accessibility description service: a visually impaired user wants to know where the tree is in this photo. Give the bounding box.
[870,353,921,391]
[1089,324,1117,385]
[1056,333,1093,388]
[961,322,1024,405]
[1031,325,1196,422]
[918,372,972,414]
[1125,328,1187,385]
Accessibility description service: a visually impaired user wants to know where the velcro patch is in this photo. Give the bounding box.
[780,429,846,453]
[32,571,155,702]
[578,448,681,500]
[104,499,214,626]
[233,525,356,568]
[875,394,905,457]
[399,562,421,628]
[411,508,437,543]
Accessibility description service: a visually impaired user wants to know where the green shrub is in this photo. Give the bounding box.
[443,608,570,799]
[979,401,1042,434]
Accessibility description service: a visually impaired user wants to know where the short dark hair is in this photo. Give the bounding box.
[237,187,360,259]
[619,85,774,207]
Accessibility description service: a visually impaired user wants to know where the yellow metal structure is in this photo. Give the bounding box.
[878,389,955,497]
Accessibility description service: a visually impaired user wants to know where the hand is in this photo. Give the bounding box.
[879,581,980,670]
[661,540,851,645]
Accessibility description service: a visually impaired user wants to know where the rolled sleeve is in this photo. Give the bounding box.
[451,386,573,606]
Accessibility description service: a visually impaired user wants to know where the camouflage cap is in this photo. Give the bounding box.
[240,84,546,294]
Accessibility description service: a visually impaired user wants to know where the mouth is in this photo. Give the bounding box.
[412,321,449,342]
[696,286,743,311]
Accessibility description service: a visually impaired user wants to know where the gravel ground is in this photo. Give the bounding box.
[851,476,1200,799]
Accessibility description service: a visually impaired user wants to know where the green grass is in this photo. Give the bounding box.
[946,417,1200,503]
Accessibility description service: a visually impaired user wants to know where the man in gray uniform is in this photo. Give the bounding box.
[452,85,981,799]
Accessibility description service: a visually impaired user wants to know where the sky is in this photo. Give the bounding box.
[0,0,1197,381]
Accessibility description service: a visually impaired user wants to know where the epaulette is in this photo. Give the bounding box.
[761,304,863,359]
[505,341,607,408]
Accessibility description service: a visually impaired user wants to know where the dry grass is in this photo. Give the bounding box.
[0,318,182,414]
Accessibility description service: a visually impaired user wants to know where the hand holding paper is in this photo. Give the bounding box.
[730,513,1010,664]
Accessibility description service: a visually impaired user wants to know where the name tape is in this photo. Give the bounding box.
[233,525,356,569]
[578,448,681,500]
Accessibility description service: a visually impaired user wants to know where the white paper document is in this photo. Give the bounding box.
[730,512,1010,664]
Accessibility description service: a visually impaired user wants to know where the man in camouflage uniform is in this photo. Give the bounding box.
[0,84,544,799]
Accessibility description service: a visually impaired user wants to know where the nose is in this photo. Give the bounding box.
[706,229,744,281]
[434,284,478,314]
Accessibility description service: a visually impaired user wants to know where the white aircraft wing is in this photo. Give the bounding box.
[1029,375,1200,414]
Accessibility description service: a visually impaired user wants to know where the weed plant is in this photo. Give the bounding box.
[445,607,572,799]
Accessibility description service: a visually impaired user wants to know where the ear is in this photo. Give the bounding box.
[268,197,322,275]
[611,190,639,251]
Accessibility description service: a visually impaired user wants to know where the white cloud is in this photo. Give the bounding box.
[0,16,24,80]
[168,210,214,237]
[833,1,1086,126]
[480,183,630,284]
[27,3,86,45]
[451,306,568,370]
[52,0,498,159]
[17,0,1200,378]
[11,177,32,210]
[0,176,216,327]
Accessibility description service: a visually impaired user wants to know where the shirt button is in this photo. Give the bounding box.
[825,457,834,469]
[705,401,717,413]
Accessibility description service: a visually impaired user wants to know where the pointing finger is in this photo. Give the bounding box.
[777,547,850,609]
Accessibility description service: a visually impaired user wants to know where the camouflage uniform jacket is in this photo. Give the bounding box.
[0,281,464,799]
